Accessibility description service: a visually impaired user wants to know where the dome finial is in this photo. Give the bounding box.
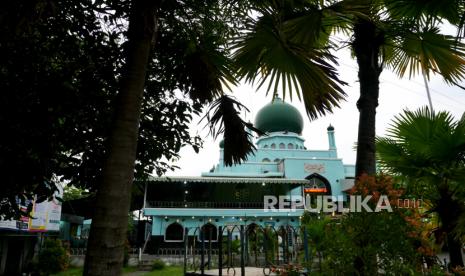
[327,124,334,131]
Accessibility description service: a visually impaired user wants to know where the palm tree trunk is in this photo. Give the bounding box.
[437,185,464,268]
[83,1,158,275]
[446,232,464,268]
[352,19,384,275]
[353,19,383,177]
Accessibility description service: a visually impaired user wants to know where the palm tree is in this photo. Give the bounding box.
[233,0,465,177]
[84,1,254,275]
[83,1,159,275]
[377,107,465,268]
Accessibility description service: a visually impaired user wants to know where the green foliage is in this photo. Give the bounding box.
[151,259,166,270]
[204,96,264,166]
[233,1,348,120]
[299,175,437,275]
[37,239,70,275]
[62,185,89,202]
[377,107,465,267]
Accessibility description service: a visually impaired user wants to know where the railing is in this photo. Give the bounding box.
[69,247,138,256]
[146,201,266,209]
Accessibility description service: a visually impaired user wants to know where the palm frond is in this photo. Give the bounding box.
[377,107,465,185]
[183,42,237,103]
[384,0,463,25]
[387,26,465,84]
[203,95,264,166]
[232,8,347,120]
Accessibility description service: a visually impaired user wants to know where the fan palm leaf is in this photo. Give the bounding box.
[383,0,463,25]
[386,26,465,83]
[232,3,347,120]
[183,41,238,103]
[377,107,465,192]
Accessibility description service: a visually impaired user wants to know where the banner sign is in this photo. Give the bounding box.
[0,186,63,232]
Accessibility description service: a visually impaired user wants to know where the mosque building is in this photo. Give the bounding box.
[142,98,355,250]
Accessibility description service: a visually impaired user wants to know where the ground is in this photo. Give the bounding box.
[51,266,183,276]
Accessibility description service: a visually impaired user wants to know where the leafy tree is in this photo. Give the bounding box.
[0,0,201,221]
[316,175,434,275]
[377,107,465,268]
[63,186,90,202]
[301,214,330,272]
[233,0,465,177]
[1,0,255,274]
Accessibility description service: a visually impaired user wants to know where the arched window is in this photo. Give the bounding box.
[200,223,218,241]
[274,158,280,162]
[165,223,184,242]
[304,173,332,195]
[271,143,276,149]
[263,145,269,149]
[262,158,270,162]
[287,143,294,149]
[279,143,285,149]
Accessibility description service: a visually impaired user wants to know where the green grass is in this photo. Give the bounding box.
[51,267,82,276]
[50,266,183,276]
[142,266,183,276]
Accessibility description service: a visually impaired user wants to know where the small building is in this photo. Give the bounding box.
[142,98,355,251]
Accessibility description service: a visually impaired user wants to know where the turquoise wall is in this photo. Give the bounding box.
[144,105,355,238]
[202,129,351,199]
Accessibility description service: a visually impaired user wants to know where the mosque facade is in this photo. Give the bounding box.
[142,98,355,249]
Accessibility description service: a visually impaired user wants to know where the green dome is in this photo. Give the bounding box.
[255,98,304,134]
[219,139,224,148]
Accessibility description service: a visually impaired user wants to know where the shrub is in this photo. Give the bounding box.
[151,259,166,270]
[37,239,70,275]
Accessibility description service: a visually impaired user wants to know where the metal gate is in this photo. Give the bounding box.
[183,224,311,275]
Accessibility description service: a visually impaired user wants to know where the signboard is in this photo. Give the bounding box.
[304,163,325,174]
[0,200,33,231]
[0,186,62,232]
[29,197,62,231]
[304,187,327,194]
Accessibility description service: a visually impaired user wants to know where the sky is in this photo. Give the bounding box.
[167,41,465,177]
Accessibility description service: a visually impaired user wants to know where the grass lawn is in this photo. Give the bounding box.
[51,266,183,276]
[143,266,183,276]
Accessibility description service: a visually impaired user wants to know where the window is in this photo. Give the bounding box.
[271,143,276,149]
[304,173,332,195]
[165,223,184,242]
[200,223,218,241]
[262,158,270,162]
[287,143,294,149]
[279,143,285,149]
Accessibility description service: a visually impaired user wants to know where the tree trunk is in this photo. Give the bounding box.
[352,19,384,275]
[83,1,158,275]
[353,19,383,177]
[437,184,464,268]
[446,232,464,268]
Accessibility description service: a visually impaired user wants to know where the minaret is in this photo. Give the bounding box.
[327,124,336,150]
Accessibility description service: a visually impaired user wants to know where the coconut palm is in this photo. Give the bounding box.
[377,107,465,268]
[233,0,465,177]
[84,1,255,275]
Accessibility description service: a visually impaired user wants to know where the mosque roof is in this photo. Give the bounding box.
[254,98,304,134]
[147,176,309,185]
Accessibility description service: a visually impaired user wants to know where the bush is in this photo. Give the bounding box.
[37,239,70,275]
[151,259,166,270]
